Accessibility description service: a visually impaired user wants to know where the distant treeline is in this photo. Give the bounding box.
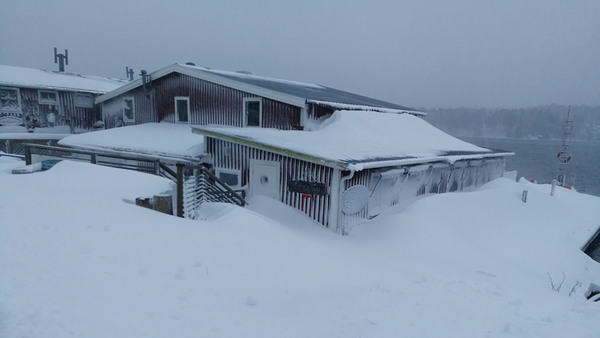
[423,104,600,141]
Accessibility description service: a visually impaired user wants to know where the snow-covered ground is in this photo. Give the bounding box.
[1,156,599,337]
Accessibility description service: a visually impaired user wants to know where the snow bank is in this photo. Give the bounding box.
[1,158,599,337]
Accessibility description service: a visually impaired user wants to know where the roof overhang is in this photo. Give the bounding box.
[192,125,513,172]
[307,99,427,116]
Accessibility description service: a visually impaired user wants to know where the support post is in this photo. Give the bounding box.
[176,163,184,218]
[154,161,160,176]
[25,145,32,165]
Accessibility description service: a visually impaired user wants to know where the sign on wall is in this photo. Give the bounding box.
[288,180,328,196]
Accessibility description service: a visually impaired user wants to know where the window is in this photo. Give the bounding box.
[75,93,94,108]
[122,97,135,122]
[215,168,241,189]
[0,87,21,111]
[38,90,59,105]
[174,96,190,123]
[243,97,261,127]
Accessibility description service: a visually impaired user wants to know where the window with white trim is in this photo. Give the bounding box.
[0,87,21,111]
[215,168,242,189]
[243,97,261,127]
[123,97,135,122]
[38,90,59,105]
[75,93,94,108]
[174,96,190,123]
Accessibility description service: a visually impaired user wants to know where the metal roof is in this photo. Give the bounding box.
[96,63,421,114]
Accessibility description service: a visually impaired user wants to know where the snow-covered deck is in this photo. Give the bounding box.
[58,123,205,161]
[193,110,512,170]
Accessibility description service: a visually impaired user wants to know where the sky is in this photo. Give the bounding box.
[0,0,598,109]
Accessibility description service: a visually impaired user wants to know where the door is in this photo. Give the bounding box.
[249,160,281,200]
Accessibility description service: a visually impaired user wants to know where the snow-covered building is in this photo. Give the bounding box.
[94,62,422,130]
[192,110,512,233]
[0,65,127,132]
[82,63,512,233]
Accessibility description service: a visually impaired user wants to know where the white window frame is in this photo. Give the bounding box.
[122,97,135,122]
[38,90,59,105]
[0,87,22,111]
[174,96,191,124]
[215,168,242,189]
[243,97,262,127]
[75,93,94,108]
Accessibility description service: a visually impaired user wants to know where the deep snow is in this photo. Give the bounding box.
[1,156,599,337]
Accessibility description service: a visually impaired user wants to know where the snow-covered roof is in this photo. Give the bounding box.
[193,110,512,170]
[96,63,421,114]
[0,65,128,94]
[58,123,204,161]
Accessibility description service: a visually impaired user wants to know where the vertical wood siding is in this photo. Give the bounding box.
[206,137,334,228]
[104,73,302,130]
[16,88,99,131]
[102,88,157,129]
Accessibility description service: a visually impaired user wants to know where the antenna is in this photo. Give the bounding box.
[54,47,69,72]
[126,66,134,81]
[556,106,573,186]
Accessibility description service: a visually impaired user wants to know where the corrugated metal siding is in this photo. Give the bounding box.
[207,137,333,227]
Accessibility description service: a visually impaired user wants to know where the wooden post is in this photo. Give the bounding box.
[24,145,32,165]
[91,153,97,164]
[135,197,152,209]
[153,194,173,215]
[176,163,184,217]
[154,161,160,176]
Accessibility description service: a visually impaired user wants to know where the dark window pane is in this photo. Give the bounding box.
[246,101,260,126]
[219,172,239,187]
[177,99,188,122]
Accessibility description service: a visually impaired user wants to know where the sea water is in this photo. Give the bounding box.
[461,137,600,197]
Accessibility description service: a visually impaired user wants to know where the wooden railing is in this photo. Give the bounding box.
[22,143,246,217]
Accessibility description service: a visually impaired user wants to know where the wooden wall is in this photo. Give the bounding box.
[206,137,334,227]
[11,87,99,131]
[103,73,303,130]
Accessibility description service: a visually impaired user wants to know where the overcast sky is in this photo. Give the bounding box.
[1,0,598,109]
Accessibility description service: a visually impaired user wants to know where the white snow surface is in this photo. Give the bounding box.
[196,110,503,169]
[306,99,426,116]
[181,63,326,89]
[58,123,204,160]
[1,156,599,337]
[0,64,128,93]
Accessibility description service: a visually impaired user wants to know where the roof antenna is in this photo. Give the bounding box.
[54,47,69,72]
[126,66,134,81]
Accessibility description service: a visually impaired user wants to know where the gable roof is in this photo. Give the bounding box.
[0,65,128,94]
[192,110,512,171]
[96,63,423,115]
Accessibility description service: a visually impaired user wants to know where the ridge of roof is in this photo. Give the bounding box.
[95,63,419,113]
